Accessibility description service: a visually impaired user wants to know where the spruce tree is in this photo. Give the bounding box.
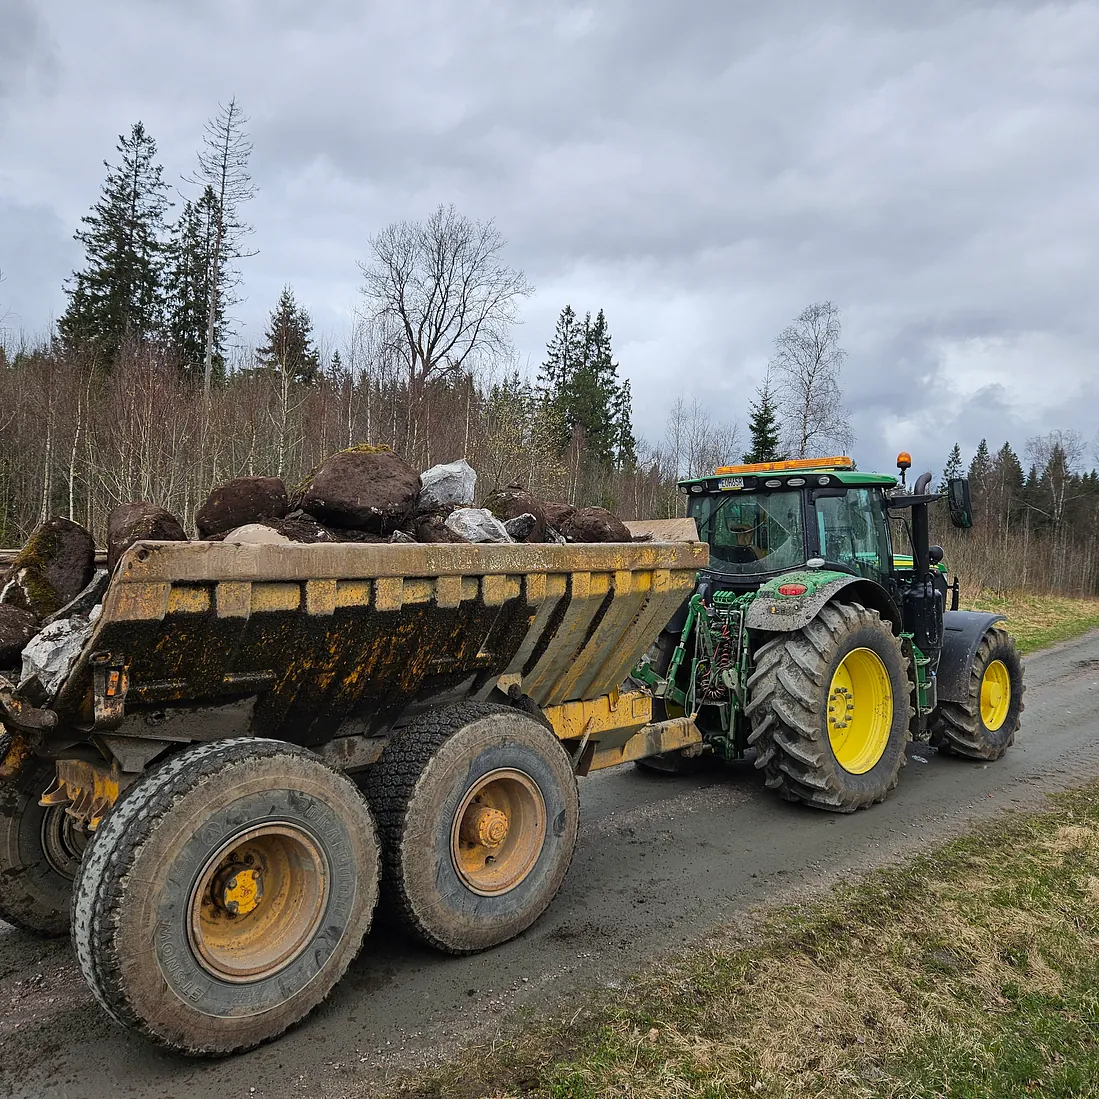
[165,186,226,382]
[539,304,584,440]
[968,438,993,488]
[939,443,964,491]
[58,122,170,362]
[255,286,320,384]
[612,379,638,468]
[742,383,784,462]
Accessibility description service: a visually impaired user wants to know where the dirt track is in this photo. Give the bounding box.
[1,631,1097,1099]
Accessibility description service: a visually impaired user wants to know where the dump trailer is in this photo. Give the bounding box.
[0,537,705,1054]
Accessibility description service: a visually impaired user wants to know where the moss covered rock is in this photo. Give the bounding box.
[0,517,95,618]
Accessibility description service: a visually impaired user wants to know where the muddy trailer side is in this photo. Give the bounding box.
[0,537,705,1054]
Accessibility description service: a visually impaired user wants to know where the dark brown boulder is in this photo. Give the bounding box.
[301,446,421,533]
[559,506,632,543]
[0,605,38,666]
[406,513,470,544]
[541,501,576,534]
[0,518,95,618]
[483,487,547,543]
[196,476,288,538]
[106,502,187,571]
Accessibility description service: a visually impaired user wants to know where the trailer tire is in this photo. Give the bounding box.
[746,601,912,812]
[0,756,87,936]
[71,738,380,1056]
[366,703,579,954]
[931,628,1024,761]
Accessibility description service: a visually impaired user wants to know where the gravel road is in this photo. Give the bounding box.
[1,630,1097,1099]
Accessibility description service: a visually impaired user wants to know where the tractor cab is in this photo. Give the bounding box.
[681,457,896,590]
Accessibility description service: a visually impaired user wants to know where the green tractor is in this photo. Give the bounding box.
[633,454,1025,811]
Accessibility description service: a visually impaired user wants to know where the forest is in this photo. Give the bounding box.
[1,107,1096,596]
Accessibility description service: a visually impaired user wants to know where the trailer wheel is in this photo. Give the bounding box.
[0,756,88,936]
[931,628,1025,761]
[746,601,912,812]
[70,738,380,1055]
[366,703,579,954]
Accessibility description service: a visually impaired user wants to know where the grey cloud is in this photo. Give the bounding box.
[2,0,1097,479]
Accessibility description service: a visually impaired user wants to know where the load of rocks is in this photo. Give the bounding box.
[0,447,652,692]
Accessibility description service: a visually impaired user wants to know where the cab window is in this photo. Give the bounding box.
[688,491,806,575]
[813,488,892,582]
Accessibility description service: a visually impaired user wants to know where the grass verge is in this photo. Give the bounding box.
[399,785,1099,1099]
[966,590,1099,654]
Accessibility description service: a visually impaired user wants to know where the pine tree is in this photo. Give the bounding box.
[968,438,993,489]
[255,286,319,384]
[939,443,964,491]
[742,383,784,462]
[165,186,226,382]
[58,122,170,362]
[612,378,638,468]
[539,305,584,434]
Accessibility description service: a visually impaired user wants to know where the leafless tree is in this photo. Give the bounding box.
[359,204,533,424]
[1026,429,1087,531]
[188,98,256,396]
[769,301,854,458]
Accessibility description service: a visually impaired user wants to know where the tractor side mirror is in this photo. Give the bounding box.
[947,477,973,529]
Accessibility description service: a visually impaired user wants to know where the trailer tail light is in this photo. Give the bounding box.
[777,583,808,596]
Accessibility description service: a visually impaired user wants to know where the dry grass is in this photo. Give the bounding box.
[394,787,1099,1099]
[966,590,1099,654]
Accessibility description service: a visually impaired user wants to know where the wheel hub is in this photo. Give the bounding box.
[980,659,1011,731]
[459,804,510,848]
[215,864,265,916]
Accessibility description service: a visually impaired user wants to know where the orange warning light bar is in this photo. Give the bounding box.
[714,456,855,475]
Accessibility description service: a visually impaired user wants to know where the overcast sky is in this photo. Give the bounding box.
[1,0,1097,476]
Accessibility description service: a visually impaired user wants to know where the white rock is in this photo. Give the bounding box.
[222,523,292,545]
[419,459,477,510]
[444,508,513,544]
[20,613,97,697]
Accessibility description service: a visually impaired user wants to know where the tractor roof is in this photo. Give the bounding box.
[680,456,897,490]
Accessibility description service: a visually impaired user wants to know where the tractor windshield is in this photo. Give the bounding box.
[688,490,806,575]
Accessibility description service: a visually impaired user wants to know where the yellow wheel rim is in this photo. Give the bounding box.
[451,769,546,896]
[980,659,1011,731]
[188,823,329,983]
[827,647,894,774]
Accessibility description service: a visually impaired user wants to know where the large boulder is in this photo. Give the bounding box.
[0,605,38,667]
[20,610,99,697]
[444,508,513,544]
[196,476,288,538]
[541,501,576,534]
[419,459,477,511]
[107,502,187,571]
[483,487,547,543]
[302,446,421,533]
[0,518,95,618]
[559,506,632,543]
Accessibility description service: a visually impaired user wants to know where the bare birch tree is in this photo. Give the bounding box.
[769,301,854,457]
[189,98,256,396]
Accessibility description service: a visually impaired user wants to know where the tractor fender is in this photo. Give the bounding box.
[744,576,901,634]
[935,611,1006,703]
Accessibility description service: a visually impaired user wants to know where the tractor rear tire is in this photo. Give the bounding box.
[365,702,579,954]
[71,738,380,1055]
[931,628,1024,761]
[746,602,912,813]
[0,756,88,936]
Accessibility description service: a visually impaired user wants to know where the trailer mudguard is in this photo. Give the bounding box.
[743,574,901,634]
[935,610,1006,704]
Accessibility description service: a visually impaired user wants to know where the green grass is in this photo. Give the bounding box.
[966,590,1099,654]
[395,788,1099,1099]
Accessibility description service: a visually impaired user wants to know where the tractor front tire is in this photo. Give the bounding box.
[366,703,580,954]
[0,756,88,936]
[931,628,1024,761]
[746,602,912,812]
[71,738,380,1055]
